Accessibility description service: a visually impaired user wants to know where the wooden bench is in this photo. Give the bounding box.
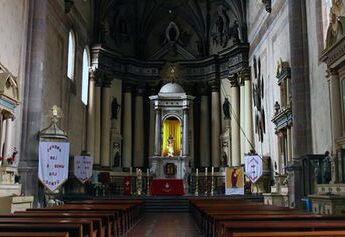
[0,232,69,237]
[232,230,345,236]
[0,223,83,237]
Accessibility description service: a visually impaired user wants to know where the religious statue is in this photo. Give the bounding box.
[223,98,230,119]
[111,97,120,120]
[167,134,174,157]
[323,151,332,184]
[326,0,345,48]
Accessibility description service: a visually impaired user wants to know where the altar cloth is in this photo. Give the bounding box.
[150,179,184,196]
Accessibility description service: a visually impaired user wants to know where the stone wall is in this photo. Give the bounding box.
[247,0,290,169]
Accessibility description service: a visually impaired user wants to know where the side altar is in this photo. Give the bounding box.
[149,80,194,195]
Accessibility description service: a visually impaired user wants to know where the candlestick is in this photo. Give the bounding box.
[196,168,198,176]
[211,166,214,176]
[147,168,149,176]
[205,167,208,176]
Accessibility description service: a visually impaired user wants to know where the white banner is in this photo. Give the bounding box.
[74,156,93,183]
[244,155,263,183]
[38,141,70,191]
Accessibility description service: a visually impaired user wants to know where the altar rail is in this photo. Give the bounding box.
[83,173,229,197]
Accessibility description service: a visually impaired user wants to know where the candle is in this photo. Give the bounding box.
[211,166,214,176]
[205,167,208,176]
[196,168,199,176]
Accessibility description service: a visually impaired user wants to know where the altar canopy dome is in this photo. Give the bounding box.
[159,82,185,94]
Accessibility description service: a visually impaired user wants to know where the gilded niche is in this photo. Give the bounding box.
[326,0,345,49]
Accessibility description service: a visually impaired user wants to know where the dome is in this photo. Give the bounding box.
[159,82,185,94]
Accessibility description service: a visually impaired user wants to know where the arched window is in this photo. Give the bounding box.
[67,31,76,80]
[81,47,90,105]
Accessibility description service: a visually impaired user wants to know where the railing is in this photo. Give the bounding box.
[84,173,227,196]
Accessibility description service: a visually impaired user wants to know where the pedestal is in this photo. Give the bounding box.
[150,156,191,194]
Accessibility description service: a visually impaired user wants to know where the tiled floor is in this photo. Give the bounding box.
[125,213,204,237]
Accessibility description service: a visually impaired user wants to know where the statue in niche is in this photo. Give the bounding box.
[323,151,332,184]
[223,98,230,119]
[167,134,174,157]
[111,97,121,120]
[112,151,120,168]
[230,20,240,44]
[212,5,230,47]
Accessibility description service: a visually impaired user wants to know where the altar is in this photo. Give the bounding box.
[149,81,194,195]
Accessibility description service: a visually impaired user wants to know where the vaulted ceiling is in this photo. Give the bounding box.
[93,0,247,61]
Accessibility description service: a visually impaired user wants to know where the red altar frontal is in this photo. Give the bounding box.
[150,179,184,196]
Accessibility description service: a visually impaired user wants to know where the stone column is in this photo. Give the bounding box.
[244,72,254,153]
[154,108,162,156]
[328,69,342,154]
[133,88,145,167]
[240,84,245,163]
[100,80,112,167]
[182,109,189,156]
[287,127,292,162]
[149,88,156,157]
[200,93,210,167]
[87,70,96,158]
[4,117,14,157]
[94,79,102,165]
[288,0,312,157]
[209,80,221,167]
[229,75,241,166]
[122,85,133,168]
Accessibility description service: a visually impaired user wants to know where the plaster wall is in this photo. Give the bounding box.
[305,1,332,154]
[247,0,289,170]
[0,0,29,162]
[41,1,93,156]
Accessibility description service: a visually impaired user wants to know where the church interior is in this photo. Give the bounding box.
[0,0,345,236]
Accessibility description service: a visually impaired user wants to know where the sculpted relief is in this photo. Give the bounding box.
[326,0,345,49]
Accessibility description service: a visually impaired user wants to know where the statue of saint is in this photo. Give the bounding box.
[167,134,174,157]
[223,98,230,119]
[111,97,120,120]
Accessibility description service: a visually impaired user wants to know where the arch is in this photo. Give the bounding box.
[162,115,182,157]
[67,30,76,80]
[81,47,90,105]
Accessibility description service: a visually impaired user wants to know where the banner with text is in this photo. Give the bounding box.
[38,141,70,191]
[74,155,93,183]
[244,155,263,183]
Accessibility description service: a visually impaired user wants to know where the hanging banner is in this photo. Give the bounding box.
[244,155,263,183]
[74,155,93,183]
[225,167,244,195]
[38,141,70,192]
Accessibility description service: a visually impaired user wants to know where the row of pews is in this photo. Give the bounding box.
[189,198,345,237]
[0,199,144,237]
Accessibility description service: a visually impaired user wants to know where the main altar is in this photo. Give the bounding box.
[149,81,194,195]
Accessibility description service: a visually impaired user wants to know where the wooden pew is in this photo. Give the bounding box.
[0,233,69,237]
[220,220,345,237]
[0,218,97,237]
[232,230,345,236]
[13,211,113,237]
[0,223,83,237]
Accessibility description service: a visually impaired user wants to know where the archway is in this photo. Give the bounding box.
[162,116,181,157]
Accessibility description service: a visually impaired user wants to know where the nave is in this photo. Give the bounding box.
[0,197,345,237]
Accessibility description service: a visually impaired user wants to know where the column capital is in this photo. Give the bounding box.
[103,78,112,88]
[239,67,251,85]
[123,82,134,93]
[228,73,240,87]
[89,68,105,87]
[208,79,220,92]
[135,86,146,96]
[199,82,210,96]
[326,68,339,79]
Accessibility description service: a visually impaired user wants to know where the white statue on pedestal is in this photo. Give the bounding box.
[167,134,174,157]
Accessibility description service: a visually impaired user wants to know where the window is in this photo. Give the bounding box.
[81,47,90,105]
[67,31,76,80]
